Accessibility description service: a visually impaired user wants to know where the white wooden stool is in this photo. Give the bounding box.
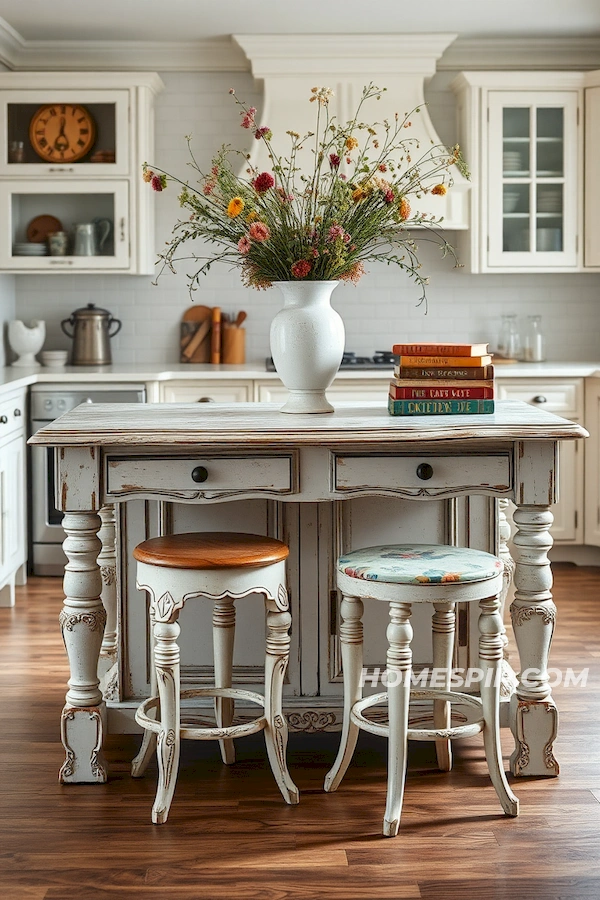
[324,543,519,837]
[130,531,300,823]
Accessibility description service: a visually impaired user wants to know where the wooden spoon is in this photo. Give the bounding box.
[235,311,247,327]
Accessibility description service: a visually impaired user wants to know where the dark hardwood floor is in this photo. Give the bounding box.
[2,566,600,899]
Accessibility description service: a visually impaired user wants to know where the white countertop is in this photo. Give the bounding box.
[2,360,600,396]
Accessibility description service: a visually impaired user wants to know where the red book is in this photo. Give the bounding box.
[392,342,489,357]
[389,380,494,400]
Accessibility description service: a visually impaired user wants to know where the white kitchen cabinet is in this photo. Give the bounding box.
[584,73,600,267]
[584,377,600,546]
[159,381,252,403]
[451,72,586,273]
[496,377,584,543]
[0,389,27,607]
[0,72,163,275]
[255,378,389,404]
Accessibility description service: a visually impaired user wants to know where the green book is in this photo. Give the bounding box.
[388,397,495,416]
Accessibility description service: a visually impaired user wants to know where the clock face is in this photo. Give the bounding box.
[29,104,96,163]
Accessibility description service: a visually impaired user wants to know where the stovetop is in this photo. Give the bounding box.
[265,351,398,372]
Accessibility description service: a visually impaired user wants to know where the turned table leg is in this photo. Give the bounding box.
[59,511,107,783]
[509,505,559,777]
[98,505,118,684]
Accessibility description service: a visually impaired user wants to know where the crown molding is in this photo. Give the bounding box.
[0,16,598,73]
[439,36,600,70]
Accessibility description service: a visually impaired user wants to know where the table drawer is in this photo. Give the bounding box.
[0,391,25,441]
[106,454,294,497]
[334,454,511,494]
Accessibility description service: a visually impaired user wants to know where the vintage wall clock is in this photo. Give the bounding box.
[29,104,96,163]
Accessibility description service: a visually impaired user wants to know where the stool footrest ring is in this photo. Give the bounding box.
[135,687,268,740]
[351,689,484,740]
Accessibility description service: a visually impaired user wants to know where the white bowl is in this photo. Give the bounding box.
[40,350,69,367]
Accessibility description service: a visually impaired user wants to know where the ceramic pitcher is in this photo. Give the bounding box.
[73,219,111,256]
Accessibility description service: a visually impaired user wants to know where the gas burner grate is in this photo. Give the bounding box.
[265,350,398,372]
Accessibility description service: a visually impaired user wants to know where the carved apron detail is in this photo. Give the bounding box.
[276,583,289,611]
[287,711,339,732]
[510,604,556,627]
[100,565,117,586]
[59,609,107,632]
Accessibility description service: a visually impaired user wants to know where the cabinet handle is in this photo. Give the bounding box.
[416,462,434,480]
[197,397,215,403]
[13,408,21,417]
[532,395,547,404]
[48,167,75,173]
[0,415,7,424]
[49,259,74,265]
[191,466,209,484]
[119,217,126,241]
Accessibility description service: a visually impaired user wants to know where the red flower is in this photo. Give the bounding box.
[291,259,312,278]
[252,172,275,193]
[255,126,272,140]
[151,174,164,192]
[384,189,394,204]
[329,153,340,169]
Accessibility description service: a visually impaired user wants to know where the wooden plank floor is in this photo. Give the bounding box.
[2,566,600,899]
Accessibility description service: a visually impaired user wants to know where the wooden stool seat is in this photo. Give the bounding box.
[131,531,298,824]
[325,543,519,837]
[133,531,290,569]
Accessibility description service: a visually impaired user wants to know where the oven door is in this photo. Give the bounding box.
[30,422,64,545]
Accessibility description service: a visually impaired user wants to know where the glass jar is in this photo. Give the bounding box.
[522,315,545,362]
[498,314,521,360]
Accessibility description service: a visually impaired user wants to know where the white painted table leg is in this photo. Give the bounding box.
[263,596,300,805]
[509,505,559,777]
[432,601,454,772]
[324,595,364,792]
[479,594,519,816]
[152,620,181,825]
[213,597,236,765]
[59,511,106,784]
[383,600,412,838]
[98,506,118,686]
[131,605,157,777]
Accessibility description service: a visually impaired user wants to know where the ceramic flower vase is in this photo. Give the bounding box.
[8,319,45,367]
[270,281,345,414]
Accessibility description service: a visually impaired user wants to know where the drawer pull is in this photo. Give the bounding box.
[416,463,434,481]
[13,408,21,417]
[191,466,209,484]
[532,395,547,404]
[197,397,215,403]
[0,415,7,424]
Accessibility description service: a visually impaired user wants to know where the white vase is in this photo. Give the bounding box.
[270,280,345,414]
[8,319,46,367]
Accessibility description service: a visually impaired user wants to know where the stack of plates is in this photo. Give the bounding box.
[503,151,523,172]
[537,192,562,213]
[13,242,48,256]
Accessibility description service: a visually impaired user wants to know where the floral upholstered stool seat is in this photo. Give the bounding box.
[324,544,519,837]
[130,531,299,824]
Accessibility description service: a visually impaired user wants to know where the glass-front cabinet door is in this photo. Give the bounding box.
[487,91,580,268]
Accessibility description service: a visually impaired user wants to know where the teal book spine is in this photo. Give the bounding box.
[388,397,495,416]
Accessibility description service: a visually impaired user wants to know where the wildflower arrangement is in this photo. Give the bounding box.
[144,83,469,305]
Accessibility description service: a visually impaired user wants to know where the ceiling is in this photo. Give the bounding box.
[1,0,599,43]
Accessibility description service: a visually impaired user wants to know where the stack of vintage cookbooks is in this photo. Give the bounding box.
[388,342,495,416]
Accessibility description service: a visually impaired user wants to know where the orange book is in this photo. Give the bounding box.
[210,306,221,364]
[397,355,492,368]
[392,342,489,357]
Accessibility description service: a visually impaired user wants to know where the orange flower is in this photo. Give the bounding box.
[345,136,359,151]
[431,184,447,196]
[227,197,245,218]
[398,197,411,220]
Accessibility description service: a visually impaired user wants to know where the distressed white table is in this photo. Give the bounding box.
[29,400,586,784]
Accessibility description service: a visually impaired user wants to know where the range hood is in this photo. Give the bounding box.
[233,34,469,230]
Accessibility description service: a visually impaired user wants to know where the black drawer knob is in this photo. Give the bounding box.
[0,415,7,424]
[532,395,547,404]
[416,463,434,481]
[13,408,21,417]
[191,465,209,484]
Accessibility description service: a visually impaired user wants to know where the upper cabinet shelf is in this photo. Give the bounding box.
[451,71,600,274]
[0,72,164,275]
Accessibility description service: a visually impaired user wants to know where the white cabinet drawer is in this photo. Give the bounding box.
[495,379,582,416]
[0,391,25,441]
[106,454,294,498]
[160,382,251,403]
[255,378,388,403]
[334,454,511,495]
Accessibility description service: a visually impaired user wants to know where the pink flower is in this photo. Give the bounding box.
[237,236,251,254]
[241,106,257,129]
[384,189,394,204]
[252,172,275,193]
[249,222,271,242]
[378,163,387,172]
[291,259,312,278]
[203,181,215,195]
[255,126,272,140]
[339,173,347,181]
[327,224,345,243]
[329,153,340,169]
[276,186,294,202]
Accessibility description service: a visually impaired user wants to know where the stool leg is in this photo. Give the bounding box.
[384,601,413,838]
[152,620,181,824]
[432,601,455,772]
[213,597,236,765]
[479,594,519,817]
[324,595,364,793]
[131,605,158,777]
[263,602,299,804]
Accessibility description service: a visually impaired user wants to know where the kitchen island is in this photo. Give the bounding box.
[29,399,585,784]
